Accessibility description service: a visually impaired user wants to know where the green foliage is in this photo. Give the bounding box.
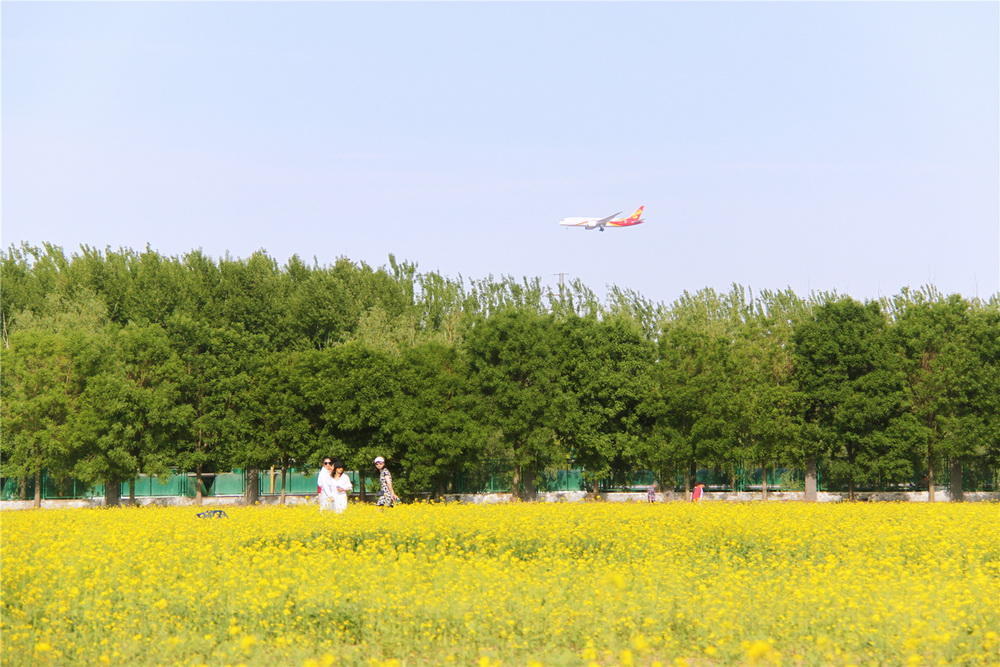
[792,298,909,495]
[464,310,567,497]
[640,288,735,489]
[297,342,400,472]
[70,322,193,489]
[1,291,113,491]
[2,244,997,497]
[389,342,484,495]
[550,315,655,489]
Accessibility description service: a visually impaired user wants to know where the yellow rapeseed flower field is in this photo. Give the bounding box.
[2,502,998,666]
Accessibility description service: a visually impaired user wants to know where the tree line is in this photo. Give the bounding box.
[2,244,998,506]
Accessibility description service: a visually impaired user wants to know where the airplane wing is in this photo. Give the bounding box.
[595,211,622,226]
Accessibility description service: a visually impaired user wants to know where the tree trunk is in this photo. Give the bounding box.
[359,470,367,502]
[804,457,817,502]
[761,465,768,501]
[129,478,136,506]
[105,478,121,507]
[685,460,696,496]
[950,459,963,502]
[195,465,205,506]
[520,467,537,501]
[279,466,287,505]
[34,470,42,508]
[243,468,259,505]
[847,476,855,502]
[927,457,936,503]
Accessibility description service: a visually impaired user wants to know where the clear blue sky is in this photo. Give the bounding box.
[3,1,998,305]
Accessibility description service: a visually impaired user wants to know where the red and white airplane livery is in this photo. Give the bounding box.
[559,206,646,231]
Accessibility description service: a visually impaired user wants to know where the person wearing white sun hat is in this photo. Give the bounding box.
[373,456,399,507]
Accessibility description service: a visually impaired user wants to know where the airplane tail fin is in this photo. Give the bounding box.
[627,206,645,222]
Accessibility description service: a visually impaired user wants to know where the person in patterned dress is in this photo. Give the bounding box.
[373,456,399,507]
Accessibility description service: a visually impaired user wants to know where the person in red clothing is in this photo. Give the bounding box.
[691,482,705,502]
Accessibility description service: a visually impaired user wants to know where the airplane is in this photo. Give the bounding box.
[559,206,646,231]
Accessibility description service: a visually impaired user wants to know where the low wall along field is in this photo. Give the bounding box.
[2,503,998,666]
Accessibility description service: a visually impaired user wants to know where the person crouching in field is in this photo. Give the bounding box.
[317,458,337,511]
[330,459,352,514]
[374,456,399,507]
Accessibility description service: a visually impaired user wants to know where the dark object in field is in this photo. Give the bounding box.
[196,509,228,519]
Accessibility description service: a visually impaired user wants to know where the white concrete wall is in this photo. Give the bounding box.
[3,490,998,510]
[437,490,1000,504]
[0,495,315,510]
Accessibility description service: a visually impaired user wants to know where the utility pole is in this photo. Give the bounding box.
[553,273,567,298]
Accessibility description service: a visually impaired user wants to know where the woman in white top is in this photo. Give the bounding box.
[330,460,353,514]
[317,458,337,511]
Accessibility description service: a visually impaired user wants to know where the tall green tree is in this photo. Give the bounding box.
[164,315,264,504]
[387,342,484,496]
[888,290,977,500]
[465,310,567,499]
[793,298,907,499]
[236,350,315,503]
[934,303,1000,497]
[74,323,192,505]
[1,293,110,505]
[3,331,86,505]
[641,290,732,493]
[724,288,809,498]
[551,315,655,492]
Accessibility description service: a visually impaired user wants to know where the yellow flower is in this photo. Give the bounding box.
[745,639,781,665]
[2,503,998,665]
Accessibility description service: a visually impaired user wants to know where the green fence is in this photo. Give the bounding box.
[2,462,996,501]
[120,474,195,497]
[0,475,101,500]
[213,472,246,496]
[452,466,799,494]
[1,472,197,500]
[258,468,322,496]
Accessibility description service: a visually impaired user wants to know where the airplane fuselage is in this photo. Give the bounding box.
[560,217,607,230]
